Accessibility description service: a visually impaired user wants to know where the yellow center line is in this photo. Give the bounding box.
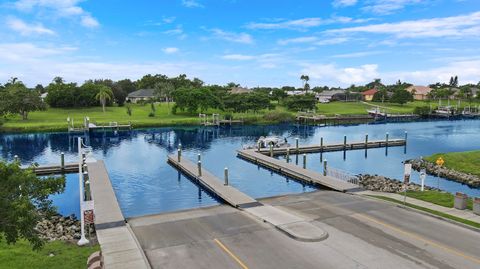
[213,238,249,269]
[356,213,480,265]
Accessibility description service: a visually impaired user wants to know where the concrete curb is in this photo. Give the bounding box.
[276,221,329,242]
[360,194,480,234]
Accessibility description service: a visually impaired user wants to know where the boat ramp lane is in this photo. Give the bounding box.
[87,160,150,269]
[167,154,328,242]
[237,149,360,192]
[255,138,406,156]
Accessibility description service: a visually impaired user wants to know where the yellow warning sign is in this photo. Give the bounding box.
[436,157,444,166]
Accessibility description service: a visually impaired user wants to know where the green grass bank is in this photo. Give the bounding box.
[0,239,99,269]
[0,100,452,133]
[424,151,480,178]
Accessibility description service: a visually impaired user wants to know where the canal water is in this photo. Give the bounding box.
[0,119,479,218]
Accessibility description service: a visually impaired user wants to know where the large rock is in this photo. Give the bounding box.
[34,213,94,241]
[357,174,434,193]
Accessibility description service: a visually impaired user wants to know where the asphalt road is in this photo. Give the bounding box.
[128,190,480,269]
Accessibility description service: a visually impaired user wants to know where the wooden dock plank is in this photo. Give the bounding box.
[167,155,258,208]
[237,149,358,192]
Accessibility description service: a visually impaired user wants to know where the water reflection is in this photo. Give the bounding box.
[1,120,480,217]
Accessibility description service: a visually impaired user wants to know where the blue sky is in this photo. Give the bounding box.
[1,0,480,87]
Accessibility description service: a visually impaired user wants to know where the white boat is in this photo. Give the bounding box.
[244,136,289,149]
[435,106,455,115]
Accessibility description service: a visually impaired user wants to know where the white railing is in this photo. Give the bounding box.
[327,166,359,185]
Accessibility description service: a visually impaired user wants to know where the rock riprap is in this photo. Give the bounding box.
[35,214,91,241]
[406,158,480,188]
[358,174,434,193]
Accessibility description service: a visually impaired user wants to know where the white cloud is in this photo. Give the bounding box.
[247,16,370,30]
[0,43,76,61]
[328,11,480,38]
[162,47,179,54]
[209,28,254,44]
[13,0,100,28]
[363,0,422,15]
[182,0,204,8]
[278,36,318,45]
[301,63,379,85]
[315,37,349,45]
[6,17,55,35]
[222,54,255,60]
[80,15,99,28]
[333,0,358,7]
[332,51,385,58]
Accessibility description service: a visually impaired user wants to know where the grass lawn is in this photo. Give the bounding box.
[2,99,474,133]
[405,190,473,210]
[424,151,480,178]
[0,239,99,269]
[368,195,480,229]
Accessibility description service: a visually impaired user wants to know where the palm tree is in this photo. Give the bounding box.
[300,75,310,93]
[95,86,113,113]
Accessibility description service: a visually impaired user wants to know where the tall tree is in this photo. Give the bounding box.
[0,80,45,120]
[300,75,310,93]
[95,86,113,112]
[0,161,65,250]
[154,81,175,106]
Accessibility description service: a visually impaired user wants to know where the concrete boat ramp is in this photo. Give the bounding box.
[167,155,328,242]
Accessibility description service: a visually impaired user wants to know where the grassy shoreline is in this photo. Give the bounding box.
[424,151,480,178]
[0,100,468,133]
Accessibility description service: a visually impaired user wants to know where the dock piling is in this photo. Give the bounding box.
[386,132,389,146]
[295,138,299,153]
[61,152,65,170]
[177,149,182,162]
[303,154,307,169]
[365,134,368,148]
[323,159,328,176]
[197,161,202,177]
[197,153,201,162]
[14,155,19,163]
[320,137,324,152]
[224,167,229,186]
[286,148,290,162]
[343,135,347,150]
[269,143,273,157]
[404,131,408,143]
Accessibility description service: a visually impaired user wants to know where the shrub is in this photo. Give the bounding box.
[284,94,317,111]
[148,112,155,117]
[263,111,294,123]
[414,106,431,117]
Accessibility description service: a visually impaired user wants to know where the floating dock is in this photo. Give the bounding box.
[25,163,80,175]
[254,138,406,156]
[167,155,259,208]
[167,154,328,242]
[237,149,359,192]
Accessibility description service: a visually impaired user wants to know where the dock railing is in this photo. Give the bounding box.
[326,166,359,185]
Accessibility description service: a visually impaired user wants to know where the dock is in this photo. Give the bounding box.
[87,160,150,269]
[237,149,359,192]
[24,163,79,175]
[254,138,406,156]
[167,154,328,242]
[68,116,132,133]
[199,113,244,126]
[167,155,259,208]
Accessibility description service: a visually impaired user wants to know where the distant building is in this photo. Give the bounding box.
[286,90,306,96]
[315,90,344,103]
[40,92,48,102]
[405,85,433,100]
[229,87,252,94]
[126,89,155,103]
[361,89,378,102]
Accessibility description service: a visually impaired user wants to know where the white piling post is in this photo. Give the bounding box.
[198,161,202,177]
[198,153,201,162]
[404,131,408,143]
[269,143,273,157]
[177,148,181,162]
[77,137,89,246]
[224,167,229,186]
[14,155,19,163]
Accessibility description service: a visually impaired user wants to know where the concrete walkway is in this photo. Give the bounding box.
[88,160,150,269]
[359,190,480,225]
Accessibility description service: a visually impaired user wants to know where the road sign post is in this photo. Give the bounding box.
[420,169,426,192]
[436,157,444,190]
[403,163,412,205]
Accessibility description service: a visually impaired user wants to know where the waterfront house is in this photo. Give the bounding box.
[286,90,306,96]
[361,89,378,101]
[315,90,344,103]
[229,86,252,94]
[126,89,155,103]
[405,85,433,100]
